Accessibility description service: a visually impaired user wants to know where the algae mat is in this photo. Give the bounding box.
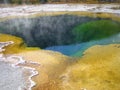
[1,34,120,90]
[0,5,120,89]
[16,44,120,90]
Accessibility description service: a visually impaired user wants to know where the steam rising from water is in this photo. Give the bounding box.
[0,15,119,56]
[0,15,104,48]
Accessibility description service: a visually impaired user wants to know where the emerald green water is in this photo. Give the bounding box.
[46,19,120,56]
[72,20,120,43]
[0,15,120,57]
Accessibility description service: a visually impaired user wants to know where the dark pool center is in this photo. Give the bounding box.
[0,15,120,56]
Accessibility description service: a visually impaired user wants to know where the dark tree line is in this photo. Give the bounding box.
[0,0,119,4]
[98,0,119,3]
[0,0,47,4]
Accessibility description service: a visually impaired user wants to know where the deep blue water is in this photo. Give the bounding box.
[45,33,120,57]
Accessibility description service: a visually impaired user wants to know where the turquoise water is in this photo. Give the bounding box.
[0,16,120,57]
[46,33,120,57]
[45,20,120,57]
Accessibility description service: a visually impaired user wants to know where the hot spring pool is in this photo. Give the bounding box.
[0,15,120,56]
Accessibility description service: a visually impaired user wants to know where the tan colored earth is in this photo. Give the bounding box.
[14,44,120,90]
